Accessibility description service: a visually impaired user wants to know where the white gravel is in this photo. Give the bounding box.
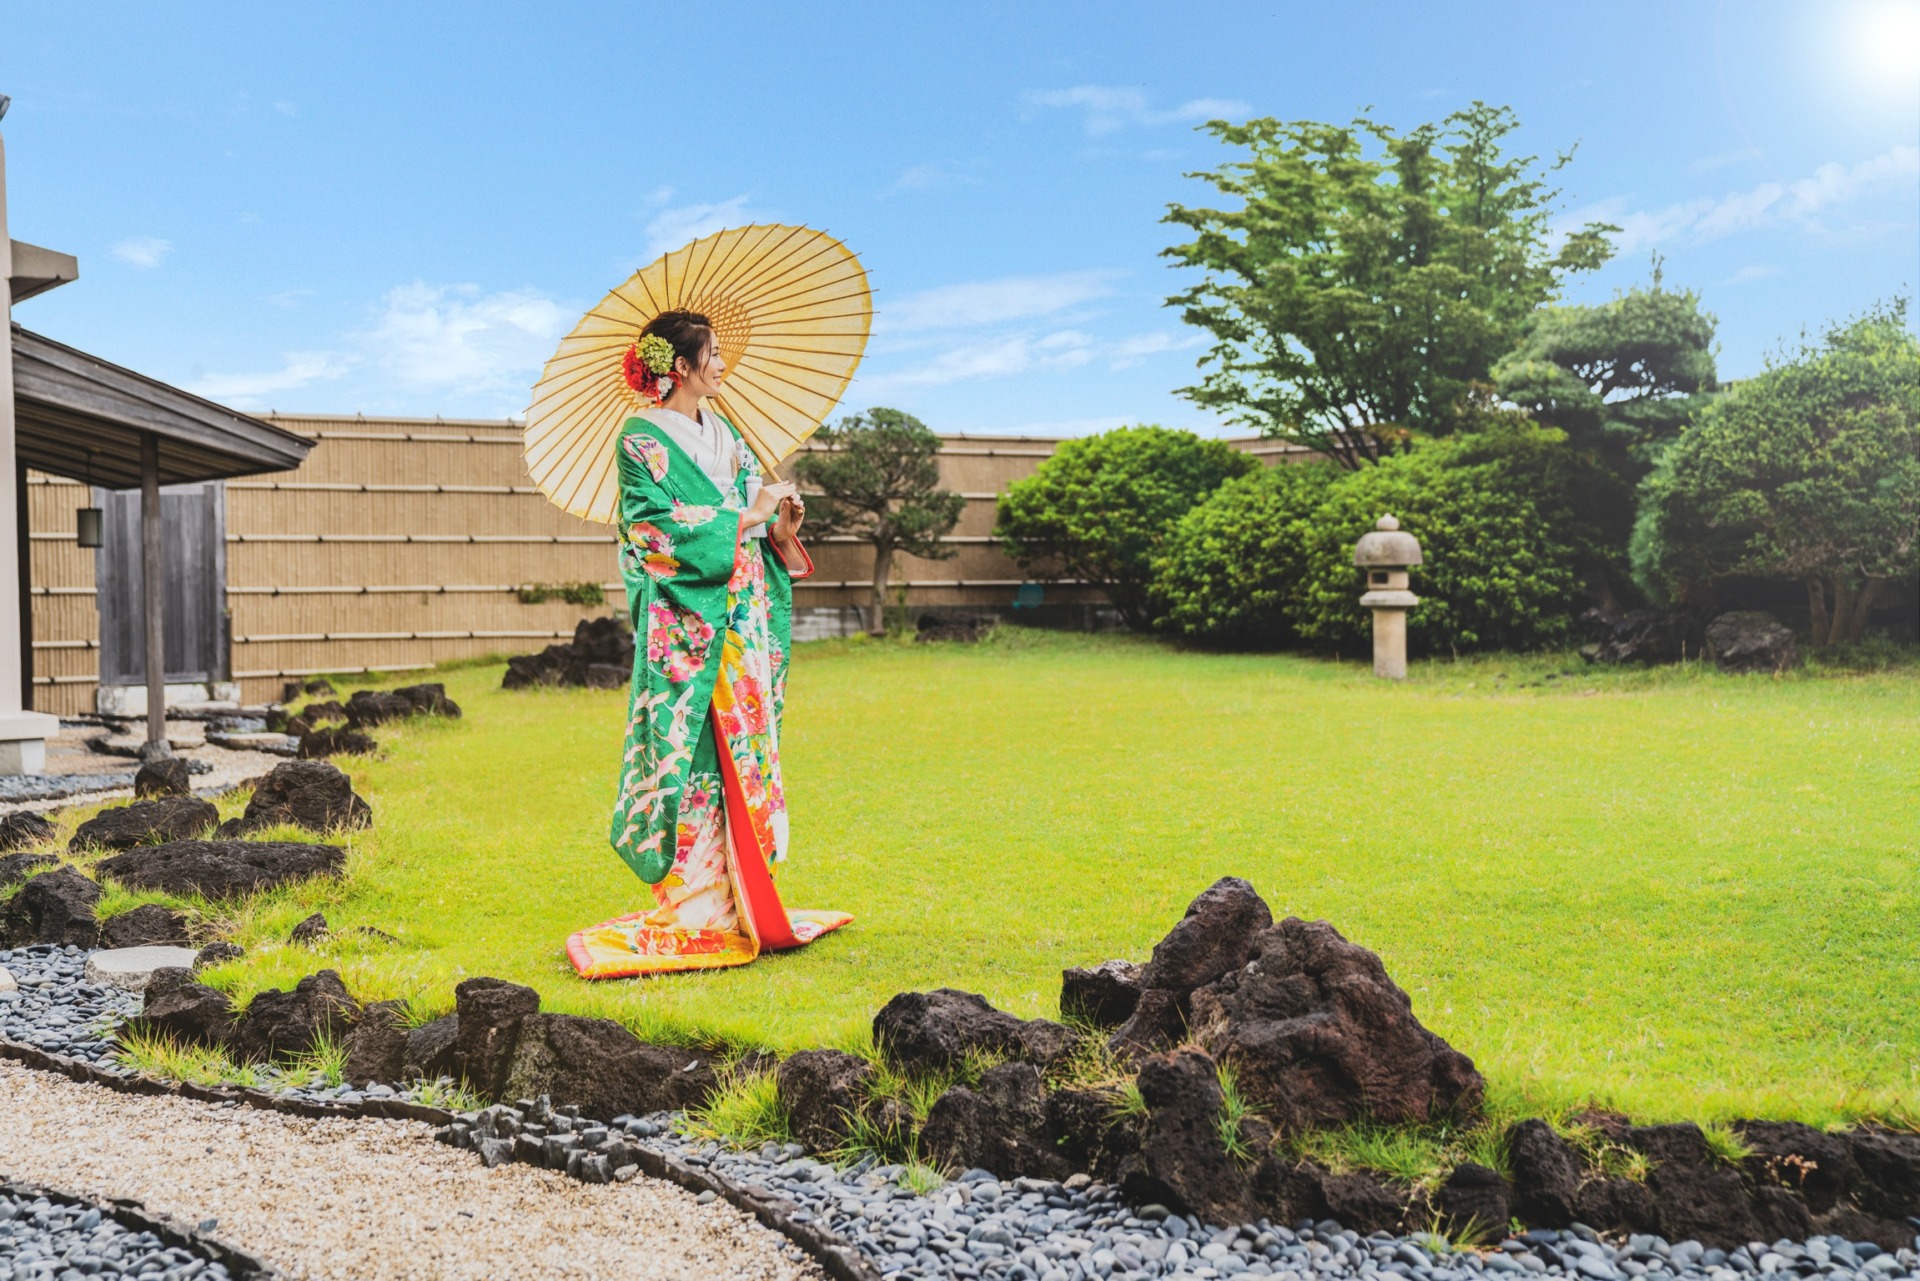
[0,1059,825,1281]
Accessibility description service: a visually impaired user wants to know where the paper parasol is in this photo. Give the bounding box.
[523,224,871,525]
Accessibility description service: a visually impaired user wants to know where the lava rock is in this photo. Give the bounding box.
[342,998,411,1085]
[230,968,363,1062]
[393,682,462,717]
[1508,1118,1584,1227]
[498,1012,719,1117]
[133,756,193,798]
[1626,1123,1762,1248]
[301,700,348,725]
[99,904,192,949]
[1434,1162,1510,1241]
[1850,1130,1920,1219]
[1115,1047,1254,1226]
[1577,607,1691,665]
[345,690,415,728]
[774,1048,875,1152]
[1735,1119,1862,1214]
[298,726,377,758]
[288,912,331,945]
[1186,915,1485,1128]
[283,677,335,702]
[69,796,219,852]
[922,1061,1072,1181]
[915,612,996,643]
[0,864,100,946]
[583,663,626,690]
[96,840,346,899]
[1319,1169,1413,1235]
[1705,611,1798,674]
[1060,959,1144,1027]
[225,760,372,835]
[1110,876,1273,1055]
[403,1014,460,1082]
[195,941,245,968]
[1811,1204,1919,1253]
[0,811,56,853]
[1044,1085,1141,1180]
[122,967,237,1048]
[503,618,635,689]
[1574,1175,1659,1234]
[453,976,543,1098]
[0,850,55,885]
[873,987,1077,1071]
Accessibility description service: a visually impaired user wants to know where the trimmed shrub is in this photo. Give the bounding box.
[1152,422,1588,654]
[1151,462,1339,644]
[996,425,1259,630]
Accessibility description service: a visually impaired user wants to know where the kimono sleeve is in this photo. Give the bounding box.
[615,424,741,589]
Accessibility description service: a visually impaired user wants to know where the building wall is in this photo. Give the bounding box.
[26,415,1311,712]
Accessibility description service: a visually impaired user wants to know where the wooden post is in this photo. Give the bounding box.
[140,430,170,758]
[0,127,59,772]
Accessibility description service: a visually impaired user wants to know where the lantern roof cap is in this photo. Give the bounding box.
[1353,514,1423,568]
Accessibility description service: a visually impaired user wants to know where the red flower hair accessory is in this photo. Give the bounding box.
[622,333,678,405]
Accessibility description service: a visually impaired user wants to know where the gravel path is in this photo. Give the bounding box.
[0,1060,825,1281]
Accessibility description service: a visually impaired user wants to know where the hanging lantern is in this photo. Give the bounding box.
[75,450,103,549]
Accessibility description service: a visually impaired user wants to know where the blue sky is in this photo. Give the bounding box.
[3,0,1916,435]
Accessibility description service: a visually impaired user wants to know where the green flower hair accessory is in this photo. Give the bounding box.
[638,334,676,376]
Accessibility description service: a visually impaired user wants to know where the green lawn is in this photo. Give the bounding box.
[59,631,1920,1127]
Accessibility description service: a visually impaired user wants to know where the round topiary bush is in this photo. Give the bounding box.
[1151,462,1338,645]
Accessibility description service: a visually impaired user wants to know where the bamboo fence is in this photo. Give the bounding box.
[26,414,1308,714]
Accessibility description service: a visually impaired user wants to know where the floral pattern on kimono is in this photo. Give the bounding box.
[605,415,798,885]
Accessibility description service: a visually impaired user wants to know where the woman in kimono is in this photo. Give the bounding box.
[566,310,850,979]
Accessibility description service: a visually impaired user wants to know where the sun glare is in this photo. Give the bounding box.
[1843,0,1920,102]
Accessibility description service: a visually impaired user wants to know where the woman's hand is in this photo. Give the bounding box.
[774,493,805,543]
[743,480,797,530]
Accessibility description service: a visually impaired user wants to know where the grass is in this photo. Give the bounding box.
[683,1069,792,1148]
[67,627,1920,1129]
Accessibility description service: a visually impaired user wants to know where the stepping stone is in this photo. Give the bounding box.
[0,966,16,993]
[206,731,300,756]
[85,946,201,992]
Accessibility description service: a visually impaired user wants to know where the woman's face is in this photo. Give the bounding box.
[679,334,726,398]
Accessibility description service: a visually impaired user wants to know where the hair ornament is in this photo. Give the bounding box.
[622,333,679,404]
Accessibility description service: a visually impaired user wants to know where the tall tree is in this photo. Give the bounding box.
[1164,102,1616,469]
[1631,302,1920,647]
[791,408,965,635]
[1495,273,1719,606]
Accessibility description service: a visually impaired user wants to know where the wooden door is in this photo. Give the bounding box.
[95,482,229,686]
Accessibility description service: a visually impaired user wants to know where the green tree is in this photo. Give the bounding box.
[1164,102,1616,469]
[792,407,965,634]
[996,425,1258,630]
[1631,303,1920,648]
[1494,273,1719,605]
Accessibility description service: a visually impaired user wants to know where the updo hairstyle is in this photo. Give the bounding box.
[641,310,716,378]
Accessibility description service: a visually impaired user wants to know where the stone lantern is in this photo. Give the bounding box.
[1353,514,1422,679]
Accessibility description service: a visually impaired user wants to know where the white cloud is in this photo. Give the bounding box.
[110,237,172,269]
[859,328,1098,394]
[1025,85,1250,136]
[642,193,758,260]
[1689,147,1762,173]
[365,282,572,391]
[192,352,346,402]
[190,282,573,410]
[885,161,985,196]
[273,100,297,117]
[1725,264,1780,285]
[879,270,1122,334]
[1108,331,1206,369]
[1578,144,1920,253]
